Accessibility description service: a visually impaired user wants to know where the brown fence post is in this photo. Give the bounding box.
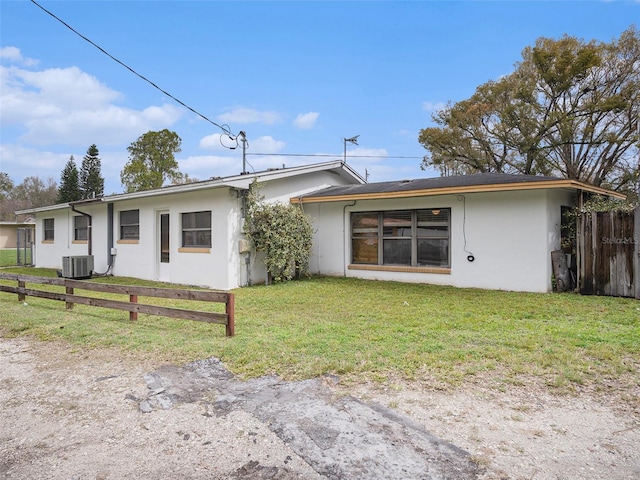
[18,280,25,302]
[65,284,74,310]
[226,293,235,337]
[130,295,138,321]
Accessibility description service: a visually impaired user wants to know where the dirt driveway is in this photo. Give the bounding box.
[1,337,639,479]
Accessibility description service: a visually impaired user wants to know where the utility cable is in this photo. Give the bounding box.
[30,0,234,137]
[457,195,475,262]
[247,153,424,159]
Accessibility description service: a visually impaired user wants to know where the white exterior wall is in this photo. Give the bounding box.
[309,189,574,293]
[31,191,241,289]
[110,189,240,289]
[453,190,548,292]
[33,209,67,269]
[29,167,360,290]
[258,170,352,204]
[303,201,349,276]
[33,205,109,272]
[111,196,157,280]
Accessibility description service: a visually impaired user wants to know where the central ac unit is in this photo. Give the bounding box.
[62,255,94,279]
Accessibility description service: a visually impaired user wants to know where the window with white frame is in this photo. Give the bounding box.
[351,209,450,267]
[181,211,211,248]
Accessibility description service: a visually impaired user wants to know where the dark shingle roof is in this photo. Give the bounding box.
[295,172,626,202]
[302,173,562,199]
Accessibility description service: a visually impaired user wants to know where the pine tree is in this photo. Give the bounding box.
[57,155,81,203]
[80,144,105,199]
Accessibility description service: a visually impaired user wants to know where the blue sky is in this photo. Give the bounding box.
[1,0,638,195]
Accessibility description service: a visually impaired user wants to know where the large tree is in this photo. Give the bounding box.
[419,26,640,192]
[0,174,57,220]
[80,144,105,199]
[0,172,15,220]
[57,155,81,203]
[0,172,14,202]
[120,129,183,193]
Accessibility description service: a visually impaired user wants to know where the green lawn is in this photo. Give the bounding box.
[0,249,17,267]
[1,270,638,394]
[0,248,32,267]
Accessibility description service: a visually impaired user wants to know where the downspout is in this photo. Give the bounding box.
[343,200,356,277]
[239,188,251,286]
[106,202,114,271]
[70,203,93,256]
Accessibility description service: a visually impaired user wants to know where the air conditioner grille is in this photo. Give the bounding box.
[61,255,94,279]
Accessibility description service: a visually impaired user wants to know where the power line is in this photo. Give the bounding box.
[247,153,425,159]
[29,0,427,163]
[30,0,234,137]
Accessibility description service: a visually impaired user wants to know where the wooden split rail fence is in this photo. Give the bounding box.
[0,273,235,336]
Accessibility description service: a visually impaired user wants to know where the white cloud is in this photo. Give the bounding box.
[341,147,388,180]
[199,132,233,150]
[0,144,64,177]
[0,46,38,67]
[249,135,286,154]
[217,107,282,125]
[180,154,240,179]
[140,104,182,125]
[0,63,183,146]
[3,66,121,115]
[422,101,447,112]
[345,147,388,164]
[293,111,319,129]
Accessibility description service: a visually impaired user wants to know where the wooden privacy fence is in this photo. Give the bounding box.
[578,207,639,299]
[0,273,235,336]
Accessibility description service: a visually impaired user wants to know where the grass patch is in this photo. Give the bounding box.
[1,271,638,392]
[0,248,33,267]
[0,249,24,267]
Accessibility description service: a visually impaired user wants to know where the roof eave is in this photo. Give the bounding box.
[15,203,71,215]
[294,179,626,204]
[16,161,364,213]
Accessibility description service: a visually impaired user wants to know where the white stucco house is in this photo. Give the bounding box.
[18,161,623,293]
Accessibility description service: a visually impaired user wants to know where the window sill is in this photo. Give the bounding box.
[41,240,54,244]
[72,240,88,244]
[348,264,451,275]
[178,247,211,254]
[117,239,140,244]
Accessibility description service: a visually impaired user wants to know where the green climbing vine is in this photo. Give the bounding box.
[561,194,638,251]
[243,179,314,282]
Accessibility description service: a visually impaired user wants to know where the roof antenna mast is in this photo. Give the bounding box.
[342,135,359,164]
